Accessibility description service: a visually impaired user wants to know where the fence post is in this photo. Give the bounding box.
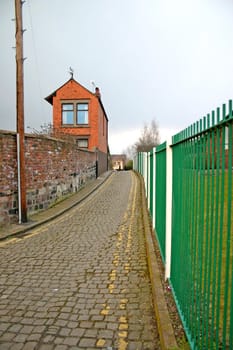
[147,152,150,207]
[152,147,156,229]
[165,137,173,280]
[143,152,148,197]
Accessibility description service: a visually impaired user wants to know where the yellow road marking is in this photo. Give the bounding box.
[96,339,106,347]
[119,323,128,330]
[118,338,128,350]
[0,173,115,247]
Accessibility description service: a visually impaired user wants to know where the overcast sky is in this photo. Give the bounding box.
[1,0,233,153]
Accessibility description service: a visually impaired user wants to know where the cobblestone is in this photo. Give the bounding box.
[0,172,160,349]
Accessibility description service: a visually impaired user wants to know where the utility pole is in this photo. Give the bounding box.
[15,0,27,223]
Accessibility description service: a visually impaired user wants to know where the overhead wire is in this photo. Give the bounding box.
[26,0,48,130]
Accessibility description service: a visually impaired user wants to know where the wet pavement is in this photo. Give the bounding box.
[0,171,161,350]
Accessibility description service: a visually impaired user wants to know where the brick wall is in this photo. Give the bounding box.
[0,130,96,225]
[0,132,18,225]
[97,150,108,177]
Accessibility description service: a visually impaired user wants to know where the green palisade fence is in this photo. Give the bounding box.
[133,100,233,350]
[155,142,167,262]
[149,149,154,218]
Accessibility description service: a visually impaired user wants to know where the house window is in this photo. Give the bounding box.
[77,138,88,148]
[62,104,74,124]
[77,103,88,124]
[61,101,89,126]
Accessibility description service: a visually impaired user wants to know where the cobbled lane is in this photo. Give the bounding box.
[0,171,160,350]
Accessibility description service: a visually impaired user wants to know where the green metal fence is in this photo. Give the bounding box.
[134,100,233,350]
[155,142,166,262]
[149,149,154,218]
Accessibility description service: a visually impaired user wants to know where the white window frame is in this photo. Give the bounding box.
[61,100,89,126]
[77,138,89,148]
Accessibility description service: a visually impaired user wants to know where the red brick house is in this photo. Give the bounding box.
[45,77,109,175]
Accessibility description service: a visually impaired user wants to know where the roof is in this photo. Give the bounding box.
[111,154,127,160]
[44,77,109,121]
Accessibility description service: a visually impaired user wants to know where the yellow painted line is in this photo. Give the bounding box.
[118,338,128,350]
[1,173,115,247]
[120,298,128,304]
[118,331,128,338]
[117,172,138,349]
[98,171,138,349]
[0,226,48,246]
[100,309,110,316]
[96,339,106,347]
[109,283,115,294]
[119,323,128,330]
[119,316,127,323]
[0,238,18,247]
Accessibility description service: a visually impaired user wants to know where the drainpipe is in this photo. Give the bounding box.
[95,147,99,178]
[17,133,22,224]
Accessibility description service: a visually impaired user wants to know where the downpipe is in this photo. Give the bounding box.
[17,133,22,224]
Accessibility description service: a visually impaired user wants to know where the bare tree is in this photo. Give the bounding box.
[123,144,136,160]
[27,123,79,144]
[135,120,160,152]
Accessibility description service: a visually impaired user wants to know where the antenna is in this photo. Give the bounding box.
[90,80,96,92]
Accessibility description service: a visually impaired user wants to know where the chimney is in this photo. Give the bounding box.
[95,87,101,98]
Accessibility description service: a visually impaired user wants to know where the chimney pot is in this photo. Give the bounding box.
[95,87,101,98]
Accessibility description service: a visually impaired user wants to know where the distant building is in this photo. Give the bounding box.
[111,154,126,170]
[45,77,109,175]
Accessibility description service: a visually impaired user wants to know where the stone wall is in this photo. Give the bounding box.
[0,130,96,225]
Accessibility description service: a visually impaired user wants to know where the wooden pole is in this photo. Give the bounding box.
[15,0,27,222]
